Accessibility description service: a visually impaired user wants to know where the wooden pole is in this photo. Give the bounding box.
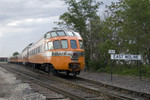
[139,61,142,81]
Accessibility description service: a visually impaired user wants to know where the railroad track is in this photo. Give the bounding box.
[76,77,150,100]
[58,74,150,100]
[0,64,86,100]
[0,63,117,100]
[1,63,149,100]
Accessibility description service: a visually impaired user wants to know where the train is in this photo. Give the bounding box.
[9,29,85,76]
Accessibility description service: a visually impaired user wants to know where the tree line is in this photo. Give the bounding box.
[56,0,150,71]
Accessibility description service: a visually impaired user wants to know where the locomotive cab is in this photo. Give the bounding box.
[44,30,85,76]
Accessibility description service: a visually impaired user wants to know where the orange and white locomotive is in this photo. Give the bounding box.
[9,29,85,76]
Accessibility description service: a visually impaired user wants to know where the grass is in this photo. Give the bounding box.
[97,65,150,78]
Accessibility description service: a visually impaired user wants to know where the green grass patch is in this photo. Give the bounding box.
[97,65,150,78]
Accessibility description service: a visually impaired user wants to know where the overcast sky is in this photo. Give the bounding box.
[0,0,118,57]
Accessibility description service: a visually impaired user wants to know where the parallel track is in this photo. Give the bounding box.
[76,77,150,100]
[58,74,150,100]
[1,63,150,100]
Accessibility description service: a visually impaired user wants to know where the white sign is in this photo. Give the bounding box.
[111,54,141,60]
[108,50,115,54]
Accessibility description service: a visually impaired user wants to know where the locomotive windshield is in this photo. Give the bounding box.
[51,32,57,37]
[46,33,51,38]
[45,30,82,39]
[70,40,77,49]
[79,40,84,49]
[53,40,61,49]
[66,31,75,36]
[61,40,68,49]
[57,31,66,36]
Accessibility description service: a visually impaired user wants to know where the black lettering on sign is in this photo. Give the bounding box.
[133,55,138,59]
[115,55,119,59]
[125,55,129,59]
[114,54,123,59]
[120,55,123,59]
[129,55,132,59]
[113,54,115,59]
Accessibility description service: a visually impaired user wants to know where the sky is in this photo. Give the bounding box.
[0,0,118,57]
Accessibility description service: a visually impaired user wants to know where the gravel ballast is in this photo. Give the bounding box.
[79,71,150,94]
[0,66,46,100]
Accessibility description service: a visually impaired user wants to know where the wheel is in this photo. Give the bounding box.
[73,71,77,77]
[72,71,80,77]
[73,73,77,77]
[66,71,70,76]
[51,67,57,75]
[45,64,50,73]
[33,63,36,69]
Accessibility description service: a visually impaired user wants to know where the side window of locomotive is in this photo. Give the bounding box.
[57,31,66,36]
[46,33,51,38]
[45,43,48,50]
[37,47,39,53]
[67,31,75,36]
[40,45,43,52]
[53,40,61,49]
[70,40,77,49]
[48,42,53,50]
[61,40,68,49]
[34,49,36,54]
[79,40,84,49]
[51,32,57,37]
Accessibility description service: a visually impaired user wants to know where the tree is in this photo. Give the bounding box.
[123,0,150,64]
[107,0,150,64]
[13,52,19,56]
[58,0,103,64]
[59,0,102,34]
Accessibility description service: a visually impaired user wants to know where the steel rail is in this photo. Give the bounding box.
[1,64,134,100]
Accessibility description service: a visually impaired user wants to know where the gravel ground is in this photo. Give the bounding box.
[0,66,46,100]
[79,71,150,94]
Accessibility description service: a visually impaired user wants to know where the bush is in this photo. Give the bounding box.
[86,59,107,71]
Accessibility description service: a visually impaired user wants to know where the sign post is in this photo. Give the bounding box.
[139,61,142,81]
[110,60,113,81]
[108,50,115,81]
